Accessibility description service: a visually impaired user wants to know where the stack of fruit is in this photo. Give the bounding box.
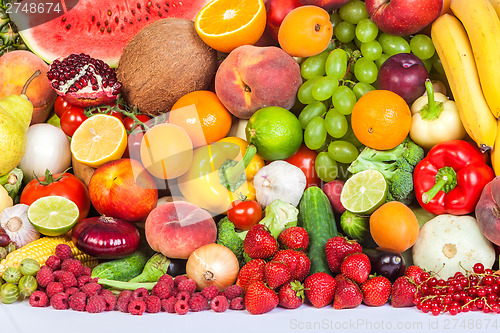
[1,0,500,320]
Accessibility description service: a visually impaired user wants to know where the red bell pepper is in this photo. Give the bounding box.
[413,140,494,215]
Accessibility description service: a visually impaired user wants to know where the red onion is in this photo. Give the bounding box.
[71,216,140,259]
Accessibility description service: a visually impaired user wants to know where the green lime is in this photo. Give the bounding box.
[340,169,387,215]
[27,196,79,236]
[246,106,303,161]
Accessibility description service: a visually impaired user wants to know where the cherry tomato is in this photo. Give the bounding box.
[227,200,263,231]
[60,108,88,137]
[54,96,85,118]
[285,144,321,188]
[20,171,91,220]
[123,115,151,132]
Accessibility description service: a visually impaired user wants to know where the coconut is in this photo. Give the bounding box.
[116,18,218,116]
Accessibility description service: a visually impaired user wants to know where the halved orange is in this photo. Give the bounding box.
[195,0,267,53]
[70,114,127,168]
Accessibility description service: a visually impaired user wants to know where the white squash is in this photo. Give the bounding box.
[412,214,495,279]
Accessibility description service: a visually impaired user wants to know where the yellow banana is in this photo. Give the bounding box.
[450,0,500,118]
[488,0,500,18]
[491,120,500,176]
[431,14,497,152]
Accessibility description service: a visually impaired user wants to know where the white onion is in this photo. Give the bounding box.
[19,123,71,183]
[186,243,239,291]
[0,204,39,248]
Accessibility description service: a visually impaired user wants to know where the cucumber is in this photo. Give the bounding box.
[298,186,338,275]
[91,251,148,282]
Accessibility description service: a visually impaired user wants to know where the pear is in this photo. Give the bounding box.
[0,70,40,176]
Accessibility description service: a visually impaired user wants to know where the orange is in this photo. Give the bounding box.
[278,6,333,58]
[369,201,420,253]
[195,0,266,53]
[140,123,193,180]
[169,90,232,148]
[351,90,412,150]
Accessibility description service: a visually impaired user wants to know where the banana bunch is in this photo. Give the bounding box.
[431,0,500,174]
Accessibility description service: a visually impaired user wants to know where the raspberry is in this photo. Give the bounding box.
[161,296,176,313]
[151,282,171,299]
[117,295,132,313]
[170,287,179,298]
[174,275,188,287]
[81,282,102,297]
[103,292,117,311]
[211,295,229,313]
[146,295,162,313]
[46,281,64,298]
[158,274,175,289]
[201,285,219,300]
[65,287,79,296]
[176,290,191,302]
[87,295,106,313]
[55,244,73,260]
[36,267,54,288]
[61,258,76,271]
[29,291,49,307]
[45,255,61,270]
[100,289,114,298]
[53,270,63,281]
[58,271,77,289]
[229,297,245,310]
[128,299,147,315]
[131,287,149,301]
[224,285,243,300]
[177,278,197,294]
[50,292,69,310]
[69,291,87,312]
[65,259,83,278]
[80,266,92,276]
[118,290,133,299]
[77,275,91,288]
[188,294,208,312]
[174,300,189,315]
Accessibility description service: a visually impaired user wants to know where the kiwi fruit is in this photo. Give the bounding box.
[116,18,218,116]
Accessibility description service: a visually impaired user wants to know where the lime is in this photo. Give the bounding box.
[246,106,303,161]
[27,196,79,236]
[340,169,387,215]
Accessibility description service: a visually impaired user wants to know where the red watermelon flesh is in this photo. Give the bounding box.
[14,0,210,67]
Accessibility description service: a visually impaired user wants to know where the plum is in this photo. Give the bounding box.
[364,248,406,282]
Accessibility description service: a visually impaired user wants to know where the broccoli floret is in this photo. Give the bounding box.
[216,217,247,262]
[347,137,424,205]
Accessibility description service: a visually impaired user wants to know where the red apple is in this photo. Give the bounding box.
[377,53,429,104]
[265,0,303,41]
[89,158,158,223]
[365,0,443,36]
[299,0,351,12]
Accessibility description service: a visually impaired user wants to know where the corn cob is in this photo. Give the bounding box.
[0,234,98,274]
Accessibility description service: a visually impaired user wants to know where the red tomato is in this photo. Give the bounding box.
[54,96,85,118]
[227,200,263,231]
[60,108,87,137]
[123,115,151,132]
[20,172,91,220]
[285,144,321,188]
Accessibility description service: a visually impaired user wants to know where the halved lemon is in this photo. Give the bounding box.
[195,0,266,53]
[70,114,127,168]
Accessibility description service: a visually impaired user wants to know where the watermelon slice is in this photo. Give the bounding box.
[12,0,210,67]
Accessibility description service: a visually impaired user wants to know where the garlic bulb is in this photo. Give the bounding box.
[0,204,39,248]
[253,161,307,207]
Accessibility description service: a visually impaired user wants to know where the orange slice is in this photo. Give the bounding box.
[70,114,127,168]
[195,0,266,53]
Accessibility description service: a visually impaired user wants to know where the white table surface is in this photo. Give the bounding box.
[2,300,500,333]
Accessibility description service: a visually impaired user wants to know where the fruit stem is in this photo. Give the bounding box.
[419,79,444,121]
[34,168,72,186]
[21,70,41,96]
[220,145,257,192]
[421,166,457,204]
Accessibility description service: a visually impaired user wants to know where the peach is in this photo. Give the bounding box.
[0,50,56,124]
[145,201,217,259]
[214,45,302,119]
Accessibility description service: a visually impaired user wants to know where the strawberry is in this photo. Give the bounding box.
[264,261,292,290]
[324,236,362,273]
[333,278,363,309]
[244,281,279,315]
[272,249,311,282]
[236,259,266,293]
[340,253,371,284]
[304,272,336,308]
[277,226,309,252]
[391,276,417,308]
[361,276,392,307]
[404,265,424,285]
[243,224,278,259]
[278,280,305,309]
